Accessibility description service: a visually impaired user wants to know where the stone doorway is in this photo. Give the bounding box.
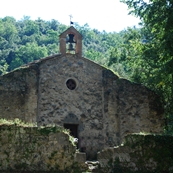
[64,123,78,138]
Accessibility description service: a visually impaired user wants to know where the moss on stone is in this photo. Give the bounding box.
[0,119,77,172]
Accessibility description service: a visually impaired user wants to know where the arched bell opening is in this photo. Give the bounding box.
[59,26,82,56]
[66,33,76,54]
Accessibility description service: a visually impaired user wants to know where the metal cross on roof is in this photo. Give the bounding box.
[69,14,74,25]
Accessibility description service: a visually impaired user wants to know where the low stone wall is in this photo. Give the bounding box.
[98,134,173,172]
[0,122,76,171]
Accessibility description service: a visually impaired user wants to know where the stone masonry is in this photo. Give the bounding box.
[0,27,164,159]
[0,124,76,171]
[0,53,164,159]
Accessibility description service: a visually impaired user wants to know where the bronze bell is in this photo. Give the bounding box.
[67,34,76,43]
[68,43,75,51]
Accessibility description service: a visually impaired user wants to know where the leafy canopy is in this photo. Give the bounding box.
[120,0,173,133]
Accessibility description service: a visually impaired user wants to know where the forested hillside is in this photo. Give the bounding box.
[0,6,172,133]
[0,16,125,73]
[0,16,143,79]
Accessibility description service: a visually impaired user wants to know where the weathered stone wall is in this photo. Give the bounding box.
[37,54,164,159]
[116,79,164,138]
[0,123,76,171]
[0,66,38,123]
[37,54,105,159]
[98,134,173,172]
[0,54,164,160]
[103,73,164,145]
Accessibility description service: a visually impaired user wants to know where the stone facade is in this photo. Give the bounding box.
[0,27,164,159]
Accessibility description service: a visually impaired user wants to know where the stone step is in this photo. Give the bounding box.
[85,161,100,172]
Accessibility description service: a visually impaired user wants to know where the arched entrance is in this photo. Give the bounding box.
[64,123,78,138]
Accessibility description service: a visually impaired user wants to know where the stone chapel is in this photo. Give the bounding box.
[0,26,164,159]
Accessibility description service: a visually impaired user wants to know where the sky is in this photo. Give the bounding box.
[0,0,140,32]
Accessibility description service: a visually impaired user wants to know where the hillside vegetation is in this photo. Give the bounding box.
[0,16,125,72]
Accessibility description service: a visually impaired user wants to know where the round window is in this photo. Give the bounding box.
[66,79,77,90]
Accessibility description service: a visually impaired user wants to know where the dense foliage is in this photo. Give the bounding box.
[120,0,173,134]
[0,16,125,73]
[0,16,66,72]
[0,11,172,133]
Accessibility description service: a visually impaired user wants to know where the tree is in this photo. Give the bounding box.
[10,43,48,70]
[2,17,18,45]
[0,63,9,75]
[120,0,173,133]
[23,19,39,36]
